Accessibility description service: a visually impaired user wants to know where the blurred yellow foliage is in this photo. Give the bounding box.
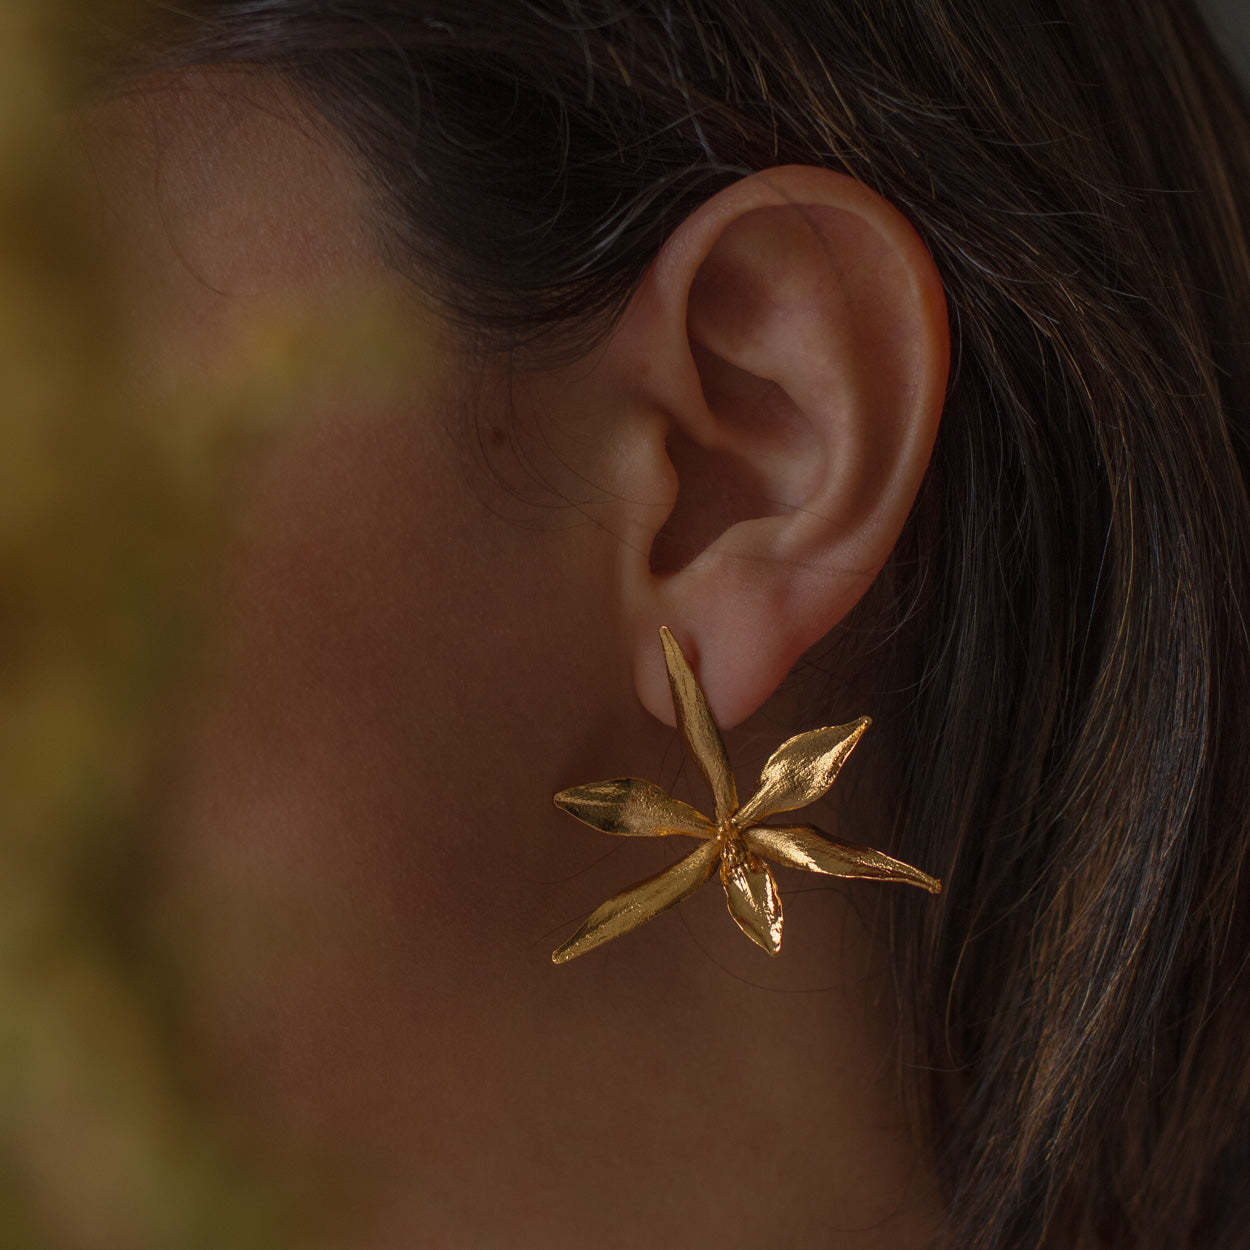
[0,5,414,1246]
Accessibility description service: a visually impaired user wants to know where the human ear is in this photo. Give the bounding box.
[604,165,948,729]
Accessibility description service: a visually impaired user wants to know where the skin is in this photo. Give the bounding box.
[87,70,947,1249]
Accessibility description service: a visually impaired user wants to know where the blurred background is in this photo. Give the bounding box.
[0,5,368,1246]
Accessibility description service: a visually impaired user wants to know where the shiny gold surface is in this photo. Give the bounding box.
[659,625,738,822]
[734,718,871,827]
[721,846,784,955]
[745,824,941,893]
[551,838,721,964]
[552,629,941,962]
[554,778,715,839]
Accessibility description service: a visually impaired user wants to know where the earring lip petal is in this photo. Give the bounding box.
[721,854,783,955]
[659,626,738,823]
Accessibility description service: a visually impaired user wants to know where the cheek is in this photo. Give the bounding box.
[166,400,614,1133]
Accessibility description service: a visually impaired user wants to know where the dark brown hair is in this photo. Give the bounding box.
[115,1,1250,1245]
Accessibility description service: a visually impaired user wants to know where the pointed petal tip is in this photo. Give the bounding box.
[659,625,690,674]
[741,924,783,957]
[552,788,598,826]
[658,625,681,669]
[758,925,783,956]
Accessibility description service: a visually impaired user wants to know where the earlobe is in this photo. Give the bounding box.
[609,166,948,730]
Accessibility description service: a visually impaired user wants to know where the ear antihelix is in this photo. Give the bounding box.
[647,425,790,577]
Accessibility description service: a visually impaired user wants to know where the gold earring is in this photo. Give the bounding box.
[551,627,940,964]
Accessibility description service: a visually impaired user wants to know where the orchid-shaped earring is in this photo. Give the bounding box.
[552,627,941,963]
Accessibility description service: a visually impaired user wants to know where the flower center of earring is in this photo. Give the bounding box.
[718,822,748,870]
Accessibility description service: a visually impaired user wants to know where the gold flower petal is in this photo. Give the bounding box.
[554,778,716,839]
[720,852,784,955]
[745,823,942,894]
[660,626,738,823]
[734,717,871,827]
[551,837,722,964]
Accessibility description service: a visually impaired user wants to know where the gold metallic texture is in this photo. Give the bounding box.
[552,627,941,963]
[660,626,738,822]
